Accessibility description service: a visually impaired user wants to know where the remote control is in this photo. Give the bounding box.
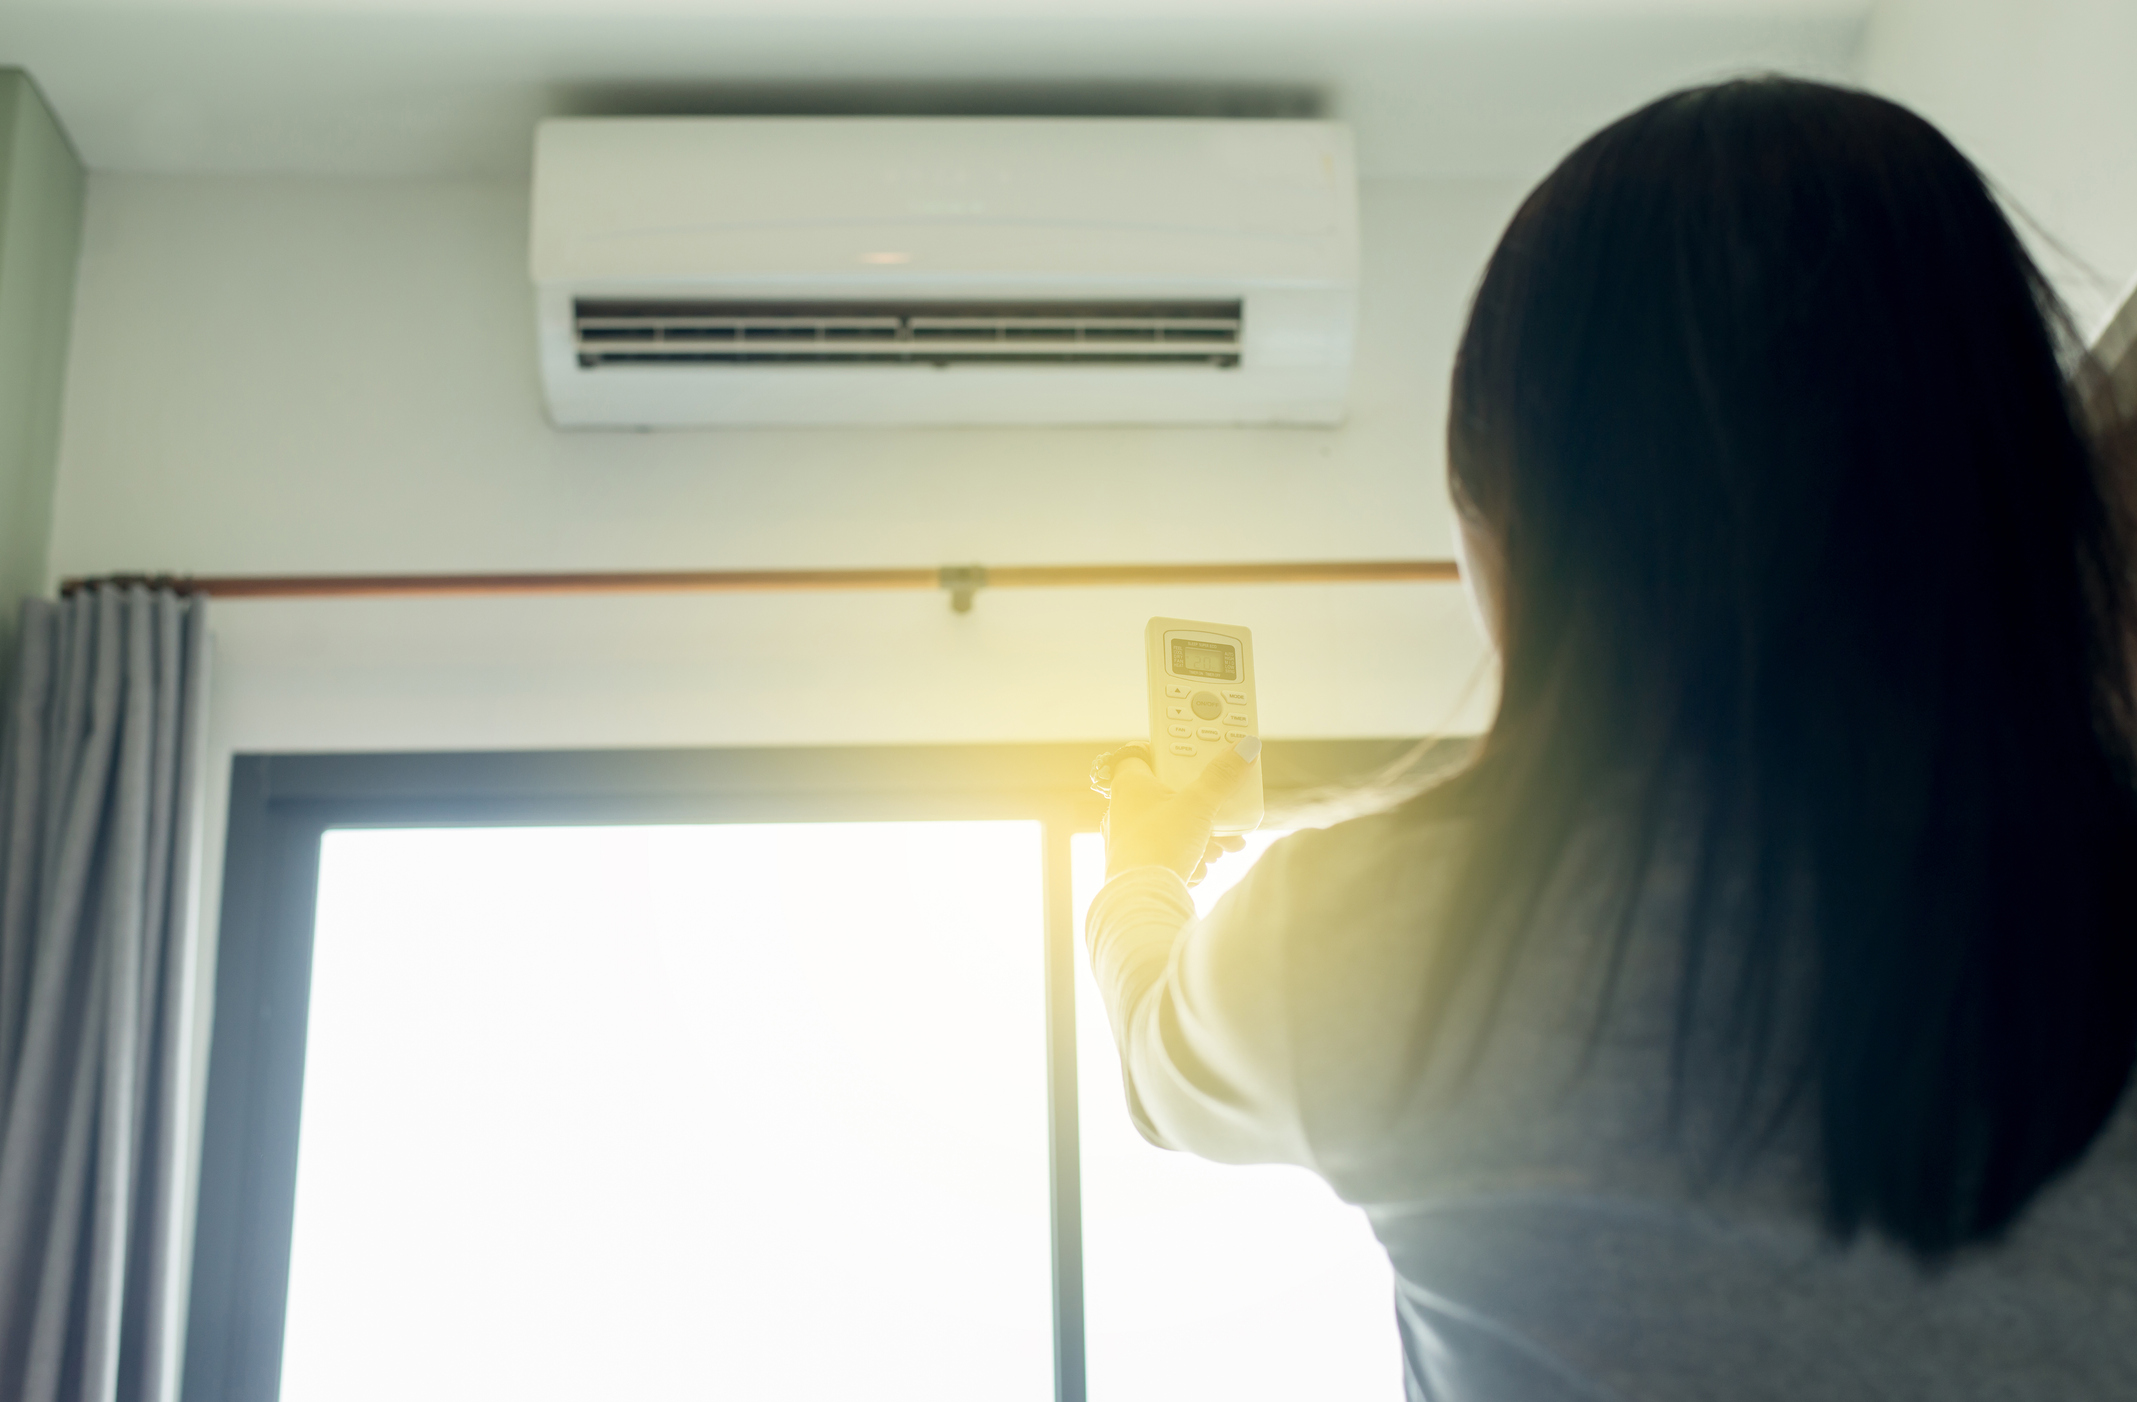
[1146,616,1263,835]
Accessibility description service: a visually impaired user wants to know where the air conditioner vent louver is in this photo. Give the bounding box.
[574,299,1244,368]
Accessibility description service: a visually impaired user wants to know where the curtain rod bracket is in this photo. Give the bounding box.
[938,564,989,614]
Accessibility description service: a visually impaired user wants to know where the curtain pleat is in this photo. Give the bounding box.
[0,587,209,1402]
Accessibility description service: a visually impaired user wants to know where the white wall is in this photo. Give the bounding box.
[47,1,2137,768]
[1863,0,2137,334]
[49,173,1514,761]
[41,2,2137,932]
[48,174,1520,1335]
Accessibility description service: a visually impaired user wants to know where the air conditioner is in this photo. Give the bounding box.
[530,117,1358,428]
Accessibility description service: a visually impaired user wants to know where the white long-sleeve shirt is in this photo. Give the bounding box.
[1085,805,2137,1402]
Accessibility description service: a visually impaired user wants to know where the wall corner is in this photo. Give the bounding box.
[0,68,86,681]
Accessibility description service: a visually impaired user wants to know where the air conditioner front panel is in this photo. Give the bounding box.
[540,362,1352,429]
[531,119,1358,427]
[532,118,1354,284]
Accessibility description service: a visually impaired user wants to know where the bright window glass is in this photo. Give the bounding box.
[282,822,1055,1402]
[1072,831,1403,1402]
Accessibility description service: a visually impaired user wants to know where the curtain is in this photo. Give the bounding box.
[0,586,209,1402]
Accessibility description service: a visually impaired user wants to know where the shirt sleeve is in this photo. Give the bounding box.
[1083,837,1326,1172]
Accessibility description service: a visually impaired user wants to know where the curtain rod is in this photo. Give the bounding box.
[61,558,1461,613]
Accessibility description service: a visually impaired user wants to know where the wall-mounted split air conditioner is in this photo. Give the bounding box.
[530,117,1358,427]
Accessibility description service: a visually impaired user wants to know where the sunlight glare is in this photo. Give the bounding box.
[1073,830,1403,1402]
[282,821,1055,1402]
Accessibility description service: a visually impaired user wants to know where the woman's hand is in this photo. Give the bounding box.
[1103,737,1261,883]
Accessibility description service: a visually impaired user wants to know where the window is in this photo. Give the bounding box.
[184,744,1415,1402]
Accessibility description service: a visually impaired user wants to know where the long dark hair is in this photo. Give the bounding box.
[1426,76,2137,1256]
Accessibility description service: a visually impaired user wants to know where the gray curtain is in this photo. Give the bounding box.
[0,587,209,1402]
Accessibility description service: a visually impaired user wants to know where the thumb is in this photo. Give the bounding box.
[1183,736,1261,814]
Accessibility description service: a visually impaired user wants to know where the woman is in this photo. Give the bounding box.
[1091,77,2137,1400]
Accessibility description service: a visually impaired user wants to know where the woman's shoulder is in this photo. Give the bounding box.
[1198,801,1472,1175]
[1188,797,1469,1048]
[1206,797,1475,1032]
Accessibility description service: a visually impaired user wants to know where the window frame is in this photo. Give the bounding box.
[180,740,1415,1402]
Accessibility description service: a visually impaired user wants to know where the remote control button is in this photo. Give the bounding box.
[1166,704,1191,720]
[1169,742,1197,757]
[1196,726,1221,741]
[1226,729,1247,742]
[1164,684,1191,699]
[1167,723,1192,738]
[1190,691,1223,720]
[1224,690,1248,705]
[1225,711,1249,725]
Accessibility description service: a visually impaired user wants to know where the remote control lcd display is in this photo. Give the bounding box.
[1172,639,1237,681]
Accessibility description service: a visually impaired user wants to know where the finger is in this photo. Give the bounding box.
[1180,736,1261,816]
[1189,860,1208,885]
[1112,741,1157,773]
[1109,756,1170,805]
[1214,835,1247,854]
[1112,755,1157,784]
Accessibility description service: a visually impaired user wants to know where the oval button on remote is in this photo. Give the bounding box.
[1167,723,1192,738]
[1169,742,1197,757]
[1190,691,1224,720]
[1196,726,1221,741]
[1223,690,1248,705]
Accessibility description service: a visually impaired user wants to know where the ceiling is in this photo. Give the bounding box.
[0,0,1867,181]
